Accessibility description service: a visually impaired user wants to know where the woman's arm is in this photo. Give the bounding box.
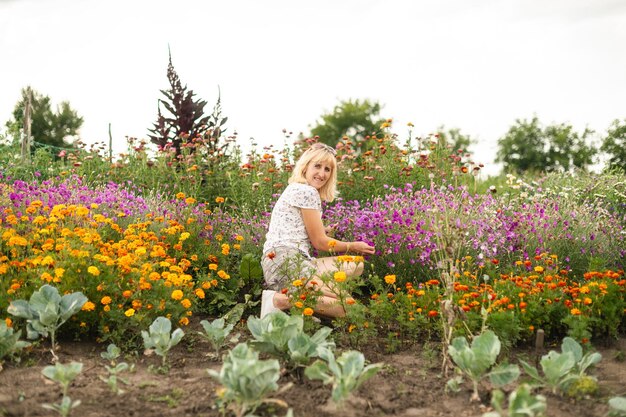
[301,208,375,254]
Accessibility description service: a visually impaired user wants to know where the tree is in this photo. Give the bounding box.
[601,118,626,172]
[148,51,227,156]
[495,116,596,174]
[435,126,476,152]
[4,86,83,151]
[309,99,387,147]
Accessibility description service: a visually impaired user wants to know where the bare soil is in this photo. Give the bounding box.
[1,320,624,417]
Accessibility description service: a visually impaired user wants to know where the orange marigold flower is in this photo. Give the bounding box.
[384,275,396,285]
[171,289,184,300]
[181,298,192,309]
[327,240,337,250]
[334,271,347,283]
[294,301,304,309]
[5,318,12,327]
[122,290,132,298]
[427,310,438,317]
[81,301,96,311]
[215,196,225,203]
[303,307,314,316]
[179,317,190,326]
[266,251,276,260]
[195,288,205,299]
[101,296,112,305]
[570,308,582,316]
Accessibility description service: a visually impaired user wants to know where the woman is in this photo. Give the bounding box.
[260,142,375,318]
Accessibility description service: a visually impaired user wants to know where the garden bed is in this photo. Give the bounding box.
[1,318,624,417]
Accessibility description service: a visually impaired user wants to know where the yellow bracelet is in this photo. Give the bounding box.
[345,242,350,253]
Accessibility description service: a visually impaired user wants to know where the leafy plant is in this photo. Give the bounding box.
[41,361,83,417]
[141,316,184,367]
[7,285,87,359]
[99,343,131,394]
[198,317,238,357]
[247,310,335,370]
[447,330,520,401]
[608,396,626,417]
[208,342,284,417]
[305,349,383,406]
[520,336,602,396]
[483,383,547,417]
[0,321,31,368]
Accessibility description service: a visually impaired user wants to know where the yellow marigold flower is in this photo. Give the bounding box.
[211,279,218,287]
[334,271,347,283]
[81,301,96,311]
[179,317,190,326]
[294,301,304,308]
[221,243,230,255]
[176,192,186,200]
[384,274,396,285]
[41,272,53,283]
[171,289,184,300]
[292,279,304,287]
[209,263,218,271]
[180,232,190,241]
[55,268,65,278]
[215,196,225,203]
[103,305,111,312]
[233,244,241,250]
[122,290,132,298]
[235,235,244,241]
[303,307,314,316]
[328,240,337,250]
[534,266,544,273]
[202,281,211,290]
[101,296,112,305]
[583,297,593,305]
[124,308,135,317]
[195,288,205,299]
[185,197,196,205]
[570,308,582,316]
[181,298,192,309]
[88,266,100,276]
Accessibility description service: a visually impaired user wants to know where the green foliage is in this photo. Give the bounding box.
[247,311,335,370]
[447,330,520,401]
[520,336,602,396]
[41,361,83,417]
[608,396,626,417]
[309,98,386,147]
[496,116,596,174]
[141,316,185,366]
[5,86,83,151]
[483,384,547,417]
[435,126,476,153]
[7,284,87,356]
[304,349,383,405]
[198,317,237,357]
[99,343,131,394]
[0,321,30,366]
[601,118,626,172]
[208,342,281,417]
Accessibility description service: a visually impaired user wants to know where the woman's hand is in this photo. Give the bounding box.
[350,241,375,255]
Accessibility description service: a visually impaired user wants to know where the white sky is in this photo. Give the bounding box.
[1,0,625,175]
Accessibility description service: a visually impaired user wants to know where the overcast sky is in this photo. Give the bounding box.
[1,0,625,175]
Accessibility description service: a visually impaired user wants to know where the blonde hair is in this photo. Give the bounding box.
[288,144,338,202]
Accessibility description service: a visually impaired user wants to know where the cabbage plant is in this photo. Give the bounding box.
[483,383,547,417]
[41,361,83,417]
[7,284,87,359]
[447,330,520,401]
[305,349,383,405]
[520,336,602,396]
[0,321,30,368]
[198,317,238,357]
[208,343,282,417]
[141,316,184,367]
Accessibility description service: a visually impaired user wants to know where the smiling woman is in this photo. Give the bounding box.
[260,142,375,319]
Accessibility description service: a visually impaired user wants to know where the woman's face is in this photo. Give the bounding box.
[304,160,333,190]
